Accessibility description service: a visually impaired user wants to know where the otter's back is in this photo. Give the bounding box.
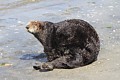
[55,19,99,49]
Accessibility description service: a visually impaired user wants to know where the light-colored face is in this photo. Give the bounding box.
[26,21,43,34]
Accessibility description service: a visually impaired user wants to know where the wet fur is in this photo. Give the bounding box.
[26,19,100,71]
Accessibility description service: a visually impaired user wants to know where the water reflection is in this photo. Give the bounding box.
[0,0,42,10]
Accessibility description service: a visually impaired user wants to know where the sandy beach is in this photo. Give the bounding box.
[0,0,120,80]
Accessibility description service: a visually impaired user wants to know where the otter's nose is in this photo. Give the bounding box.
[26,26,29,29]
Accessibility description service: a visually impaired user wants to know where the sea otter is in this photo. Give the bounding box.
[26,19,100,71]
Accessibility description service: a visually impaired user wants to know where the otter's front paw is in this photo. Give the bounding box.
[33,62,54,72]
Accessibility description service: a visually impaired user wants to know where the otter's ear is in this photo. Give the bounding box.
[34,21,44,30]
[37,21,44,30]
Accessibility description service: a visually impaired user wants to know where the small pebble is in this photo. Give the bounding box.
[108,6,114,8]
[17,21,24,25]
[32,0,36,2]
[112,15,115,17]
[6,46,8,48]
[98,61,101,64]
[113,30,116,32]
[107,59,110,60]
[117,21,120,23]
[14,32,19,33]
[116,64,119,66]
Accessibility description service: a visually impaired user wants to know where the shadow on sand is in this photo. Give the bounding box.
[20,53,47,62]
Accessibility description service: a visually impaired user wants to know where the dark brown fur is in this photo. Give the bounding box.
[26,19,100,71]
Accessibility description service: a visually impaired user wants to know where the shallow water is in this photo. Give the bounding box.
[0,0,120,80]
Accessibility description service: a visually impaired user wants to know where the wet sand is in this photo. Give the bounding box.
[0,0,120,80]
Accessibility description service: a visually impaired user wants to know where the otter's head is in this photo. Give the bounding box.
[26,21,44,34]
